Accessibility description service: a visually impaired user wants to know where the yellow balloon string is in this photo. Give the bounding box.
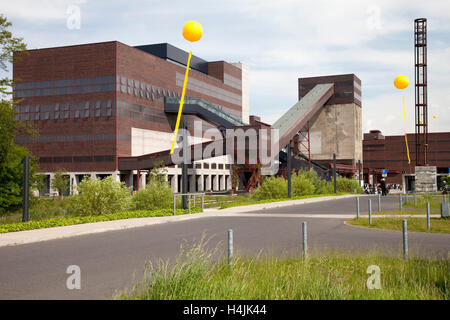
[170,50,192,154]
[403,95,411,164]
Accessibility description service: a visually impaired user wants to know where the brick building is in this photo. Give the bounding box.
[13,41,249,195]
[363,130,450,190]
[297,74,363,177]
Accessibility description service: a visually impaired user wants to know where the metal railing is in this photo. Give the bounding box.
[165,96,245,126]
[173,193,205,215]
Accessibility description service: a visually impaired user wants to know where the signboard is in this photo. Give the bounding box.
[382,169,388,177]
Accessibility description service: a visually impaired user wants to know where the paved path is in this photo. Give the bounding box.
[0,195,448,299]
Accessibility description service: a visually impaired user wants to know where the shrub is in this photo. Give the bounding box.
[336,177,361,193]
[291,172,315,196]
[72,176,131,216]
[51,170,70,198]
[295,170,333,194]
[132,179,173,210]
[252,176,287,200]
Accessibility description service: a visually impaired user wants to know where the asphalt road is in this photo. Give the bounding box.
[0,195,448,299]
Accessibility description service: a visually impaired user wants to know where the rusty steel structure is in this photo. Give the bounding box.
[414,18,428,166]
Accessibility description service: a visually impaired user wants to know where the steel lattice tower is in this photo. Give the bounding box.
[414,18,428,166]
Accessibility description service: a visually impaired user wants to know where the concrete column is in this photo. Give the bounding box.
[220,174,226,190]
[70,173,77,195]
[140,172,147,190]
[112,171,121,182]
[205,175,211,191]
[197,175,204,191]
[226,175,232,190]
[49,173,55,196]
[171,174,178,193]
[213,174,219,191]
[90,173,96,180]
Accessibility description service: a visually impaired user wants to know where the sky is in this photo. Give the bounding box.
[1,0,449,135]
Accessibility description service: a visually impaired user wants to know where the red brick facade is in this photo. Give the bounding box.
[363,130,450,184]
[13,41,243,173]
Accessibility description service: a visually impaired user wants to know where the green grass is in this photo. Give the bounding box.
[347,217,450,234]
[217,193,351,209]
[0,207,202,233]
[373,209,439,215]
[116,240,449,300]
[403,194,446,210]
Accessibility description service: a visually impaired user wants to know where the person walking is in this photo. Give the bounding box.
[380,178,387,196]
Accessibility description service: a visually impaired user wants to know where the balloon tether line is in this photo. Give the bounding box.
[403,95,411,164]
[170,50,192,154]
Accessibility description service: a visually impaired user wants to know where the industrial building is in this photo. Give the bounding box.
[296,74,362,177]
[13,41,250,195]
[13,41,365,195]
[363,130,450,191]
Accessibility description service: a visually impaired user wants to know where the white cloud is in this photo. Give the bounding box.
[1,0,449,135]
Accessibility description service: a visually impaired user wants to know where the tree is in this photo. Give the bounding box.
[0,14,36,214]
[51,171,70,198]
[0,14,27,96]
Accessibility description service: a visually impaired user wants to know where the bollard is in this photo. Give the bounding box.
[228,229,233,268]
[399,194,402,210]
[402,219,408,261]
[414,193,416,207]
[356,197,360,219]
[302,222,307,259]
[378,193,381,212]
[368,199,372,225]
[426,202,430,230]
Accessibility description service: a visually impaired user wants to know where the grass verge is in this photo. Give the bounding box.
[347,217,450,234]
[218,193,352,209]
[373,209,439,215]
[117,240,449,300]
[0,207,201,233]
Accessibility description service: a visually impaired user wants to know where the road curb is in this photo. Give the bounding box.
[0,194,357,247]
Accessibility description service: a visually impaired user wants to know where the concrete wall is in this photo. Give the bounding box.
[308,103,362,165]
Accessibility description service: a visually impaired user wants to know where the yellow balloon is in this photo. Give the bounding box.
[394,75,409,89]
[182,21,203,42]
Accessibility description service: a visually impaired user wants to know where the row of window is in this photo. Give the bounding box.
[15,133,130,144]
[223,73,242,91]
[176,72,242,107]
[15,100,114,113]
[38,155,115,163]
[13,74,243,119]
[170,163,231,170]
[15,83,116,98]
[15,75,116,90]
[14,108,113,121]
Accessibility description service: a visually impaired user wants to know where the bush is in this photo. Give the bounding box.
[295,170,333,194]
[336,177,361,193]
[252,176,287,200]
[72,176,131,216]
[132,179,173,210]
[291,172,315,196]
